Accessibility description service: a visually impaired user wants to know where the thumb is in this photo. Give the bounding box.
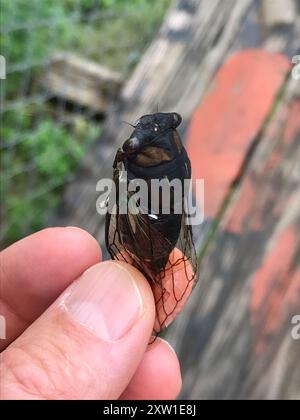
[1,261,155,400]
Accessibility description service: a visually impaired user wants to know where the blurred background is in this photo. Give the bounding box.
[1,0,299,399]
[1,0,170,245]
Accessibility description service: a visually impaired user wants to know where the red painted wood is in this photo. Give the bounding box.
[186,49,290,218]
[223,98,300,353]
[251,225,300,353]
[227,100,300,234]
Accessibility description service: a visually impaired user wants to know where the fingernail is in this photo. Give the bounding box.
[156,338,178,357]
[64,262,143,341]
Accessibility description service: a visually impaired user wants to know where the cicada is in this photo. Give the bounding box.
[105,112,198,335]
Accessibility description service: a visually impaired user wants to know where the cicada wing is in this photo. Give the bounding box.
[105,173,198,335]
[106,209,198,336]
[177,216,198,285]
[152,213,198,334]
[106,204,174,279]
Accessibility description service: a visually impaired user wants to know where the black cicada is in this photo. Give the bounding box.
[105,112,198,335]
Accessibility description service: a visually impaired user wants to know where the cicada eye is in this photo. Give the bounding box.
[172,113,182,128]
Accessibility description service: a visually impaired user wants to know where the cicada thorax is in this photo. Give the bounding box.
[115,118,190,276]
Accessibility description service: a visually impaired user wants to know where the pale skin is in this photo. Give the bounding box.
[0,227,182,400]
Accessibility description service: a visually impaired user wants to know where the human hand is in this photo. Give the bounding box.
[0,227,181,400]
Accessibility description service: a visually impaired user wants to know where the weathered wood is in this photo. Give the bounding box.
[261,1,300,54]
[167,78,300,399]
[261,0,297,28]
[52,0,300,399]
[186,49,289,219]
[42,52,123,113]
[53,0,253,246]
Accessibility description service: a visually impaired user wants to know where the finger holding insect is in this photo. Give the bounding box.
[120,337,182,400]
[114,248,196,334]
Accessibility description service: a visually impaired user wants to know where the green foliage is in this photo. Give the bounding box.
[1,0,70,62]
[21,120,85,183]
[71,0,170,71]
[1,0,171,245]
[1,0,72,99]
[6,193,60,242]
[3,117,100,244]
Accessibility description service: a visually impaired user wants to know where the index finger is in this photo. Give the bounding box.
[0,227,101,349]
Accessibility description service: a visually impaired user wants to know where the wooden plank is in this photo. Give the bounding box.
[261,0,297,28]
[42,52,123,113]
[52,0,253,248]
[186,49,289,219]
[49,0,300,400]
[167,78,300,399]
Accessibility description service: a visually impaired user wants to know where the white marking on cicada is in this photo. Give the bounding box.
[149,214,158,220]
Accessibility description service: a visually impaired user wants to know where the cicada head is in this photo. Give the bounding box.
[121,112,183,167]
